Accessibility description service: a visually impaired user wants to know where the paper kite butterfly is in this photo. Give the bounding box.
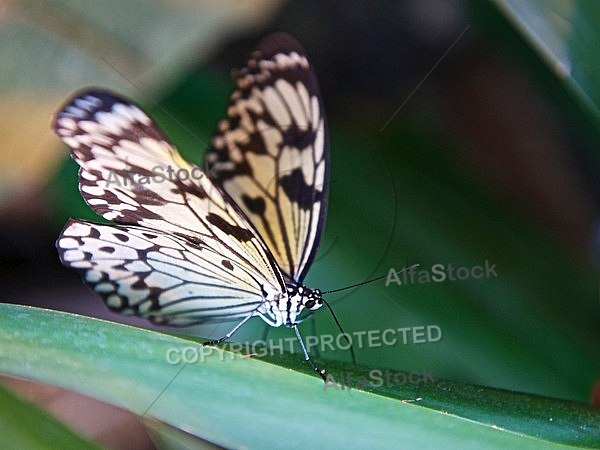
[54,33,332,378]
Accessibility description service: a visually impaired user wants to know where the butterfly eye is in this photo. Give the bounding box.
[305,297,323,310]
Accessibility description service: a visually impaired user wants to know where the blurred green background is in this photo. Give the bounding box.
[2,0,600,447]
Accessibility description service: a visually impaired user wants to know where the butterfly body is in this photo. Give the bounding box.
[55,33,330,376]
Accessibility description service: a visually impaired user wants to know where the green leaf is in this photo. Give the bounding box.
[1,304,598,448]
[491,0,600,131]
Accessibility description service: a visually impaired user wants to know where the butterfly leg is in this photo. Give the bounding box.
[308,314,320,358]
[295,307,356,367]
[202,314,254,347]
[292,323,327,381]
[294,313,322,359]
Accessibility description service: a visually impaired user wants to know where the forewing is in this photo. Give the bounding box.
[53,89,285,295]
[206,32,329,283]
[57,219,270,326]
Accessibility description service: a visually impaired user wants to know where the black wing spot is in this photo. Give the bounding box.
[173,232,204,248]
[98,246,116,254]
[132,278,148,290]
[280,168,320,210]
[169,182,208,199]
[242,195,266,216]
[188,184,208,199]
[282,124,316,151]
[222,259,234,271]
[142,232,157,239]
[206,213,254,242]
[114,233,129,242]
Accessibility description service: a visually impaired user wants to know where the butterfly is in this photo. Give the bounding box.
[54,32,332,378]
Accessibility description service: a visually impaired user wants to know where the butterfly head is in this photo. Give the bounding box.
[286,284,324,312]
[303,288,323,311]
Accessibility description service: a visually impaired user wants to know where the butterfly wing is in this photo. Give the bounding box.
[58,219,270,326]
[206,32,329,283]
[54,90,286,324]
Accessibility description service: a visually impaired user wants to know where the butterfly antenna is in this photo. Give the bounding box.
[320,263,419,366]
[321,298,356,366]
[322,263,419,295]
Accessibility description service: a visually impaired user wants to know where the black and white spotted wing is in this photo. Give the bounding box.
[206,32,329,283]
[59,219,271,326]
[54,34,333,378]
[54,90,289,326]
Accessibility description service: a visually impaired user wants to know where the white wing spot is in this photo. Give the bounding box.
[314,119,325,162]
[81,185,107,197]
[56,117,77,131]
[79,120,102,135]
[96,283,114,293]
[74,97,98,110]
[275,79,307,130]
[58,237,79,249]
[62,248,85,261]
[159,247,184,259]
[145,271,181,289]
[125,261,152,272]
[82,95,102,107]
[65,105,86,119]
[128,105,152,125]
[85,272,102,283]
[62,137,80,149]
[263,86,291,129]
[95,111,126,135]
[88,199,108,206]
[106,295,124,308]
[64,222,92,237]
[71,261,93,269]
